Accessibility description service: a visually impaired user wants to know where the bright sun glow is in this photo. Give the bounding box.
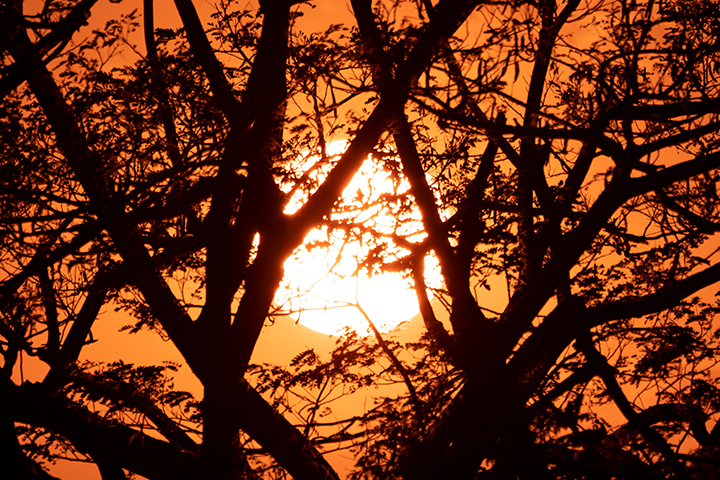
[274,141,439,335]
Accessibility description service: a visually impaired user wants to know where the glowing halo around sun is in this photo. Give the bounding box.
[274,140,441,336]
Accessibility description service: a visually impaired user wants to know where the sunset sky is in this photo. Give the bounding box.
[8,0,720,478]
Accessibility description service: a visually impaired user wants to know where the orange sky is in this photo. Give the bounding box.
[17,1,716,478]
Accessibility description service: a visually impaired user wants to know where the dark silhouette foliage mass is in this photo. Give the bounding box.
[2,0,720,478]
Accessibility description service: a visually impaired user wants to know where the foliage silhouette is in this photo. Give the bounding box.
[2,0,720,479]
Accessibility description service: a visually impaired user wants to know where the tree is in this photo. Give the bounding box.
[2,0,720,478]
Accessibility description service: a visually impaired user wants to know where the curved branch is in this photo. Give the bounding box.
[293,0,483,235]
[587,262,720,327]
[2,377,203,480]
[0,0,99,98]
[171,0,244,125]
[511,259,720,404]
[234,381,340,480]
[576,332,688,476]
[143,0,181,166]
[412,254,456,358]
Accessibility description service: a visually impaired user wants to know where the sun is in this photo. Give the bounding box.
[278,244,421,336]
[274,141,437,336]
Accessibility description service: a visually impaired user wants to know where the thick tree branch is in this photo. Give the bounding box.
[394,111,493,356]
[143,0,181,166]
[2,376,202,480]
[200,2,292,339]
[499,170,630,356]
[576,333,688,476]
[412,254,456,358]
[509,258,720,408]
[171,0,244,125]
[235,381,340,480]
[0,410,61,479]
[500,150,720,357]
[0,0,99,98]
[587,262,720,326]
[293,0,483,234]
[1,6,209,380]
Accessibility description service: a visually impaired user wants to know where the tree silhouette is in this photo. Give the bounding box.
[2,0,720,479]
